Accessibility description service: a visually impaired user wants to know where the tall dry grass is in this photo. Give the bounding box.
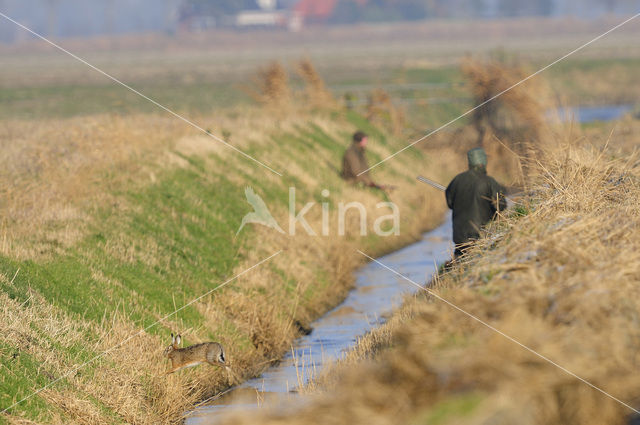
[0,77,465,423]
[249,61,292,110]
[296,58,335,109]
[248,58,338,113]
[213,130,640,425]
[456,56,563,191]
[461,57,554,179]
[366,88,407,138]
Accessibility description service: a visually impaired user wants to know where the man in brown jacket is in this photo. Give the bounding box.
[341,131,386,190]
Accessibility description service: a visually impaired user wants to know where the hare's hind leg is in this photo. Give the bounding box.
[165,360,177,375]
[206,359,220,368]
[205,360,235,384]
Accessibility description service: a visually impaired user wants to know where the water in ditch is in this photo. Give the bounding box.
[185,216,453,424]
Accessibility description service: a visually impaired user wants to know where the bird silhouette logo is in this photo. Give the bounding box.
[236,187,285,235]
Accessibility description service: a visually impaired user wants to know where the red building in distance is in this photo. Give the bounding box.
[293,0,369,24]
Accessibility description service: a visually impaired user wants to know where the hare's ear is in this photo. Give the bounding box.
[171,333,175,344]
[176,335,182,346]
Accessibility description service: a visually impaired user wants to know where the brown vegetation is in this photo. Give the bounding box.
[296,58,335,109]
[461,57,552,147]
[0,80,465,423]
[366,88,407,138]
[250,61,292,109]
[214,126,640,425]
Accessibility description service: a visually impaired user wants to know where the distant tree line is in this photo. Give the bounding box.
[180,0,640,23]
[180,0,259,20]
[330,0,639,22]
[328,0,557,23]
[330,0,429,23]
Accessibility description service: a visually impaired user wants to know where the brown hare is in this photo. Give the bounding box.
[163,333,226,375]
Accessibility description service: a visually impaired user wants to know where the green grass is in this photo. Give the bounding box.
[0,341,59,423]
[0,81,251,120]
[547,56,640,76]
[0,167,255,330]
[411,392,484,425]
[544,57,640,104]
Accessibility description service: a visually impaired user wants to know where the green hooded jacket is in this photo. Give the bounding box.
[445,167,506,245]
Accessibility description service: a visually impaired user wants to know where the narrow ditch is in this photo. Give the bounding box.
[184,103,632,424]
[185,216,453,424]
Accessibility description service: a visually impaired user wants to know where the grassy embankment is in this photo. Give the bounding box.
[0,59,467,424]
[216,116,640,425]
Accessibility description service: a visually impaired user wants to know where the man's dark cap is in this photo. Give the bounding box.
[353,131,367,143]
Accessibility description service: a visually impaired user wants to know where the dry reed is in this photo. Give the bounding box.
[296,58,335,109]
[250,61,292,110]
[366,88,407,138]
[461,57,553,164]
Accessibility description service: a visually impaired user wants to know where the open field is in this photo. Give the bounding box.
[1,16,640,125]
[2,17,640,86]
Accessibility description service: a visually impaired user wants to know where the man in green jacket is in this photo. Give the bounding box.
[445,147,506,258]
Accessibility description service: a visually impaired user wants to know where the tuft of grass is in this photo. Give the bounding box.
[296,58,335,110]
[249,61,292,110]
[366,88,406,138]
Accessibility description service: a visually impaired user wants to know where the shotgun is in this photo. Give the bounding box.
[416,175,446,191]
[416,175,520,206]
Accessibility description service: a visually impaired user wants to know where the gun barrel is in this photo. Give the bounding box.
[416,175,446,191]
[417,175,521,207]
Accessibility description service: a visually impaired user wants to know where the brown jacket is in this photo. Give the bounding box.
[341,144,374,186]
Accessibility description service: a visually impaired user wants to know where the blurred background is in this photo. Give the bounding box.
[1,0,639,127]
[1,0,640,40]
